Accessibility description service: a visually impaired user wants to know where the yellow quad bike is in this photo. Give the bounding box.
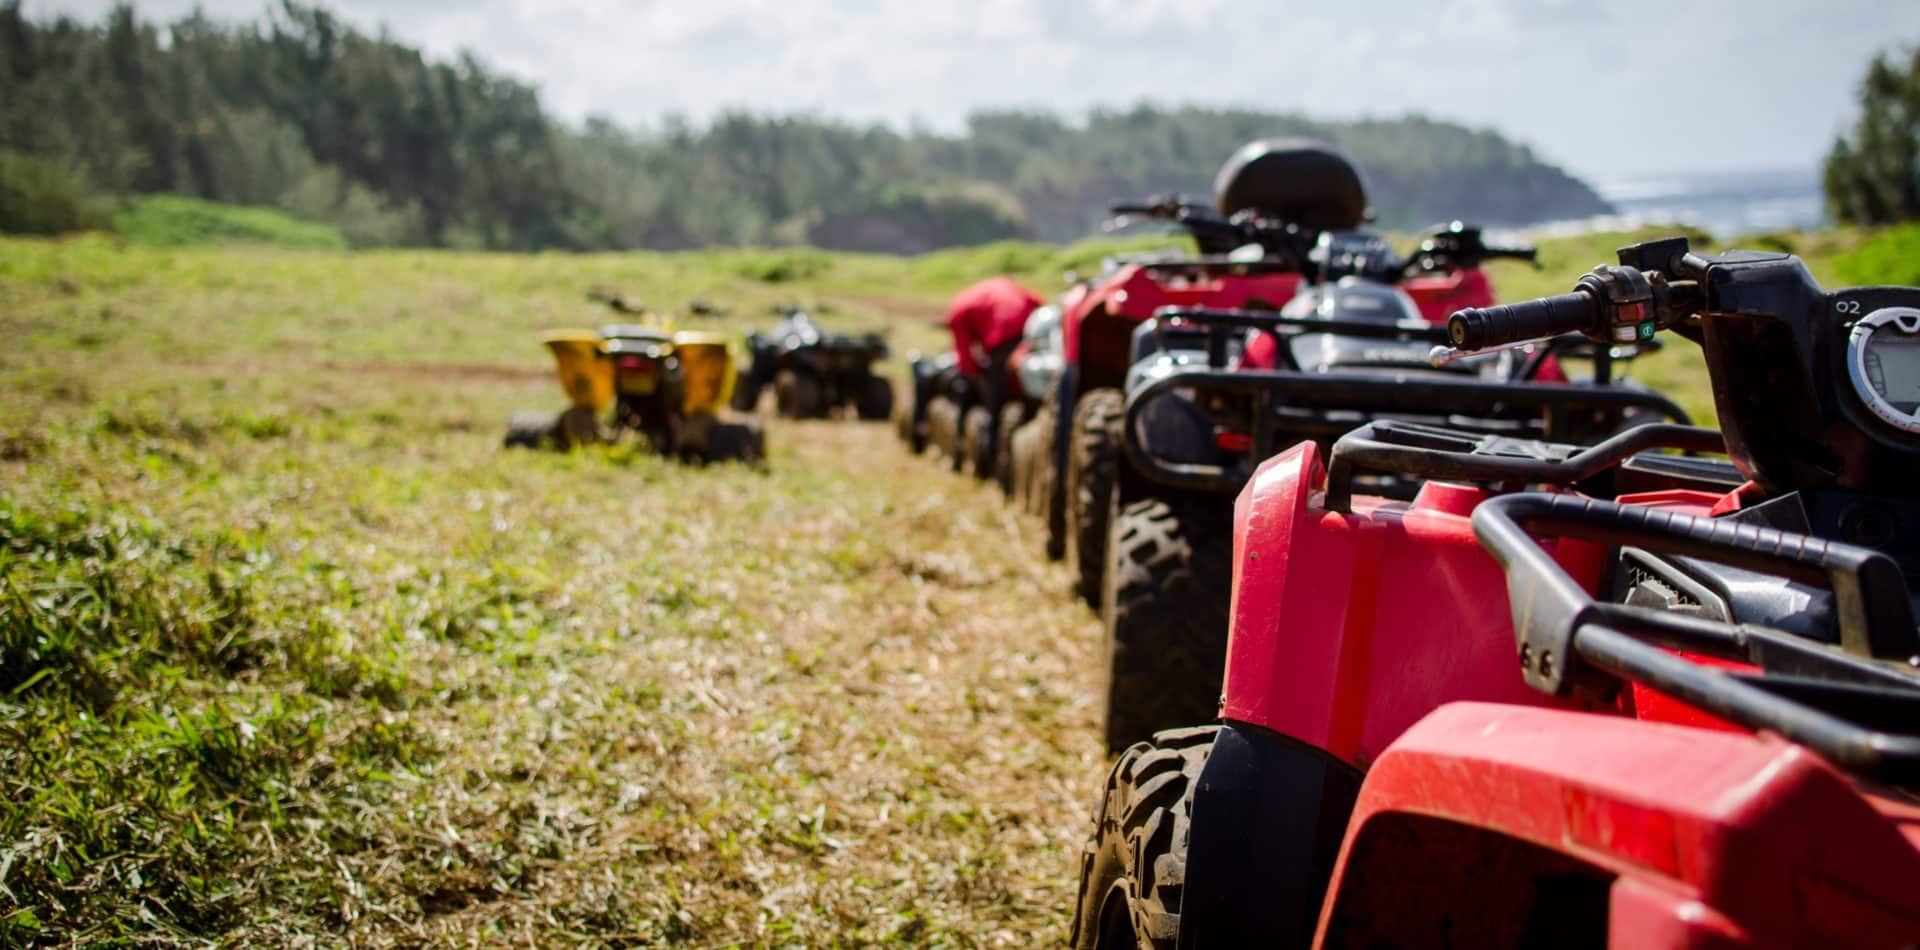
[504,322,766,464]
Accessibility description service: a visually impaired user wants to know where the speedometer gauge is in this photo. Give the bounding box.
[1847,306,1920,434]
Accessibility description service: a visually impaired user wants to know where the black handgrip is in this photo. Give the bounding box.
[1483,244,1537,262]
[1448,290,1597,348]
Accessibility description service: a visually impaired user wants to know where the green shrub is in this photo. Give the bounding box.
[729,248,834,283]
[0,149,115,236]
[112,195,347,250]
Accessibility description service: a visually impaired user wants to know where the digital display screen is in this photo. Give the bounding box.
[1866,336,1920,405]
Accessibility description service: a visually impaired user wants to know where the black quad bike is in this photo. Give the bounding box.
[899,350,968,468]
[733,307,892,420]
[1094,223,1688,752]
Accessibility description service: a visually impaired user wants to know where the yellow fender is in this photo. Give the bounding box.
[540,330,613,413]
[671,330,737,416]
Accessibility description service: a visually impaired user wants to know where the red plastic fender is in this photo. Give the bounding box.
[1319,703,1920,947]
[1061,263,1303,364]
[1223,442,1609,768]
[1403,267,1494,323]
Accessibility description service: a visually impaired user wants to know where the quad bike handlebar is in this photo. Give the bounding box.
[1403,222,1537,280]
[1446,260,1702,350]
[1447,290,1599,349]
[1106,194,1207,219]
[1104,195,1320,261]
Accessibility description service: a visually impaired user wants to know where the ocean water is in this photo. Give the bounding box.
[1528,167,1827,241]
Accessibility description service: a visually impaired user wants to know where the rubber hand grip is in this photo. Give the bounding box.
[1448,291,1597,348]
[1484,244,1537,261]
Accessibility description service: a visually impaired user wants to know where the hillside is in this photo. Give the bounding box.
[0,3,1608,253]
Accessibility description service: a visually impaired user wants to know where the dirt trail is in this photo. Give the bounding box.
[398,419,1106,944]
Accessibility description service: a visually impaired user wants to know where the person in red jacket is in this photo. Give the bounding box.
[944,276,1043,471]
[948,276,1043,380]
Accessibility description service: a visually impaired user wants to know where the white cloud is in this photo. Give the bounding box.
[23,0,1920,177]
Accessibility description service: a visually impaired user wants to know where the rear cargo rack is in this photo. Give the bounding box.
[1322,420,1735,513]
[1474,492,1920,788]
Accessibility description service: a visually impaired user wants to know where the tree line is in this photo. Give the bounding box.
[1826,46,1920,226]
[1,1,1615,252]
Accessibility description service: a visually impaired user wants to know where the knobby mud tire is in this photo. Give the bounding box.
[1101,495,1234,754]
[1070,725,1216,950]
[1067,388,1125,608]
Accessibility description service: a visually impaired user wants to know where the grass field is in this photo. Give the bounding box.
[0,224,1895,944]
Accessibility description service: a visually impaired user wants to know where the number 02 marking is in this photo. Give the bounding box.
[1837,300,1863,315]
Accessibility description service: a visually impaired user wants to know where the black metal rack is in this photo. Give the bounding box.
[1122,257,1308,279]
[1322,420,1735,513]
[1473,492,1920,788]
[1119,310,1694,493]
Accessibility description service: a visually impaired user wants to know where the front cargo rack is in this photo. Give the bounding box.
[1322,415,1920,786]
[1474,492,1920,788]
[1121,309,1694,493]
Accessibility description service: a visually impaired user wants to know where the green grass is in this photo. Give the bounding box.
[0,234,1110,943]
[0,223,1891,943]
[1833,222,1920,287]
[112,195,349,251]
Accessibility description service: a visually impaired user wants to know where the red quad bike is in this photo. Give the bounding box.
[1035,142,1532,608]
[1072,236,1920,948]
[1094,223,1678,752]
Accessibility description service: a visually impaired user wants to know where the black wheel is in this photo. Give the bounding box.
[895,383,925,452]
[704,418,767,466]
[1071,725,1215,950]
[1101,496,1234,754]
[503,410,561,449]
[961,406,994,479]
[926,396,964,471]
[1008,406,1065,559]
[730,369,760,413]
[856,374,895,421]
[556,405,602,449]
[774,369,825,419]
[1017,404,1066,560]
[992,402,1024,496]
[1067,388,1124,608]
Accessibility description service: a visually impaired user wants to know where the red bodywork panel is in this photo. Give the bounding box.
[1320,704,1920,947]
[1403,267,1496,322]
[1404,268,1569,382]
[1223,445,1745,766]
[1060,264,1304,377]
[1226,444,1920,944]
[1224,443,1610,768]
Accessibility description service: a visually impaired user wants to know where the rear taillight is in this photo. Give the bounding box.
[616,355,655,373]
[1215,431,1252,453]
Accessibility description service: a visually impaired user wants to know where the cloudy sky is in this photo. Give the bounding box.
[26,0,1920,182]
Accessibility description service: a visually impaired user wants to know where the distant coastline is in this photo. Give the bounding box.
[1526,167,1826,241]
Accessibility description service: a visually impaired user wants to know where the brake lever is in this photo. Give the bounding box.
[1428,337,1553,367]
